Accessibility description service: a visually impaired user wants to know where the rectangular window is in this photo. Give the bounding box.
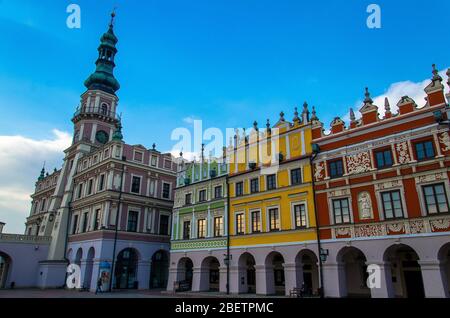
[183,221,191,239]
[87,179,94,195]
[77,183,84,199]
[214,186,222,199]
[415,140,435,161]
[93,209,101,230]
[197,219,206,238]
[267,174,277,190]
[185,193,192,205]
[214,216,224,237]
[98,174,105,191]
[127,211,139,232]
[162,183,171,199]
[72,215,79,234]
[250,178,259,193]
[131,176,141,194]
[332,198,351,224]
[294,204,307,228]
[199,189,207,202]
[236,182,244,197]
[82,212,89,233]
[40,199,46,212]
[329,160,344,178]
[375,149,393,169]
[381,190,404,219]
[151,155,158,167]
[134,151,143,162]
[423,183,449,214]
[236,214,245,235]
[159,215,170,235]
[251,211,261,233]
[268,208,280,231]
[290,168,302,185]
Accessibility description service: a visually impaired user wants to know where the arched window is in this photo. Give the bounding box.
[101,103,108,115]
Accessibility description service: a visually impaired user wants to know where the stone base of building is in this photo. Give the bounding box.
[37,260,69,289]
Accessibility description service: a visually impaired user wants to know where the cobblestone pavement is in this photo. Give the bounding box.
[0,289,286,298]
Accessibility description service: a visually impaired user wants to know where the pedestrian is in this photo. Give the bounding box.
[95,277,103,294]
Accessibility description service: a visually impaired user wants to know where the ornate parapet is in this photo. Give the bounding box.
[329,214,450,240]
[171,237,227,251]
[0,234,52,244]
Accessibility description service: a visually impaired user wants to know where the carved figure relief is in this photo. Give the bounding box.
[358,191,373,220]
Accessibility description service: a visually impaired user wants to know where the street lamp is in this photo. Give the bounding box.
[320,248,329,263]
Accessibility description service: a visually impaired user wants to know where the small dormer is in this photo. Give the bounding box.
[424,64,445,107]
[330,117,345,134]
[359,87,379,125]
[397,96,417,115]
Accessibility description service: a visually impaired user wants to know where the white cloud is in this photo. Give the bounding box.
[0,129,71,234]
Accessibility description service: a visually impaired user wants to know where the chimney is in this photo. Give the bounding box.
[0,222,5,234]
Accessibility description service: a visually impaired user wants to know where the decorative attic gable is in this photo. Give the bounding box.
[359,87,379,125]
[311,106,324,139]
[349,108,358,129]
[330,117,345,134]
[425,64,446,106]
[397,96,417,115]
[273,111,291,132]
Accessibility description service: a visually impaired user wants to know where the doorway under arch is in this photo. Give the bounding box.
[384,244,425,298]
[337,247,370,298]
[265,252,285,295]
[177,257,194,290]
[200,256,220,291]
[115,248,139,289]
[0,252,11,289]
[238,252,256,294]
[295,249,320,296]
[84,247,95,290]
[438,243,450,298]
[150,250,169,289]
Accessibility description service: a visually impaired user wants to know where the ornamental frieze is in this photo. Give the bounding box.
[430,219,450,232]
[346,151,372,175]
[387,222,405,234]
[328,189,349,197]
[375,180,401,191]
[409,220,426,234]
[354,224,386,237]
[416,172,446,184]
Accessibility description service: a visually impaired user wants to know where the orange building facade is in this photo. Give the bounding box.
[312,65,450,298]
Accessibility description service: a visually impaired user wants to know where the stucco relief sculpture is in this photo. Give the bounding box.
[439,132,450,152]
[314,162,324,181]
[346,151,371,174]
[358,191,373,220]
[396,142,411,164]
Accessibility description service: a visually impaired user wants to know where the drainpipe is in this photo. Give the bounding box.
[310,143,325,298]
[109,156,126,292]
[226,175,231,295]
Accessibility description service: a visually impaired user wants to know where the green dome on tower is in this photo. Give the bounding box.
[84,12,120,95]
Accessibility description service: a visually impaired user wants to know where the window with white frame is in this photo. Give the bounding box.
[131,176,141,194]
[422,183,449,214]
[162,182,171,199]
[381,190,404,219]
[197,219,206,238]
[214,216,224,237]
[236,213,245,235]
[293,204,307,228]
[332,198,351,224]
[268,208,280,231]
[251,211,262,233]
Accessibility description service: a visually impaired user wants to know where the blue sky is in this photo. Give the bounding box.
[0,0,449,233]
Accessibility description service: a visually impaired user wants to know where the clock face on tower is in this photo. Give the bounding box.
[95,130,109,144]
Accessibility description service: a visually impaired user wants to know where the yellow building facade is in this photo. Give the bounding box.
[226,106,320,296]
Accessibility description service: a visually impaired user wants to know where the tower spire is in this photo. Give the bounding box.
[84,12,120,94]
